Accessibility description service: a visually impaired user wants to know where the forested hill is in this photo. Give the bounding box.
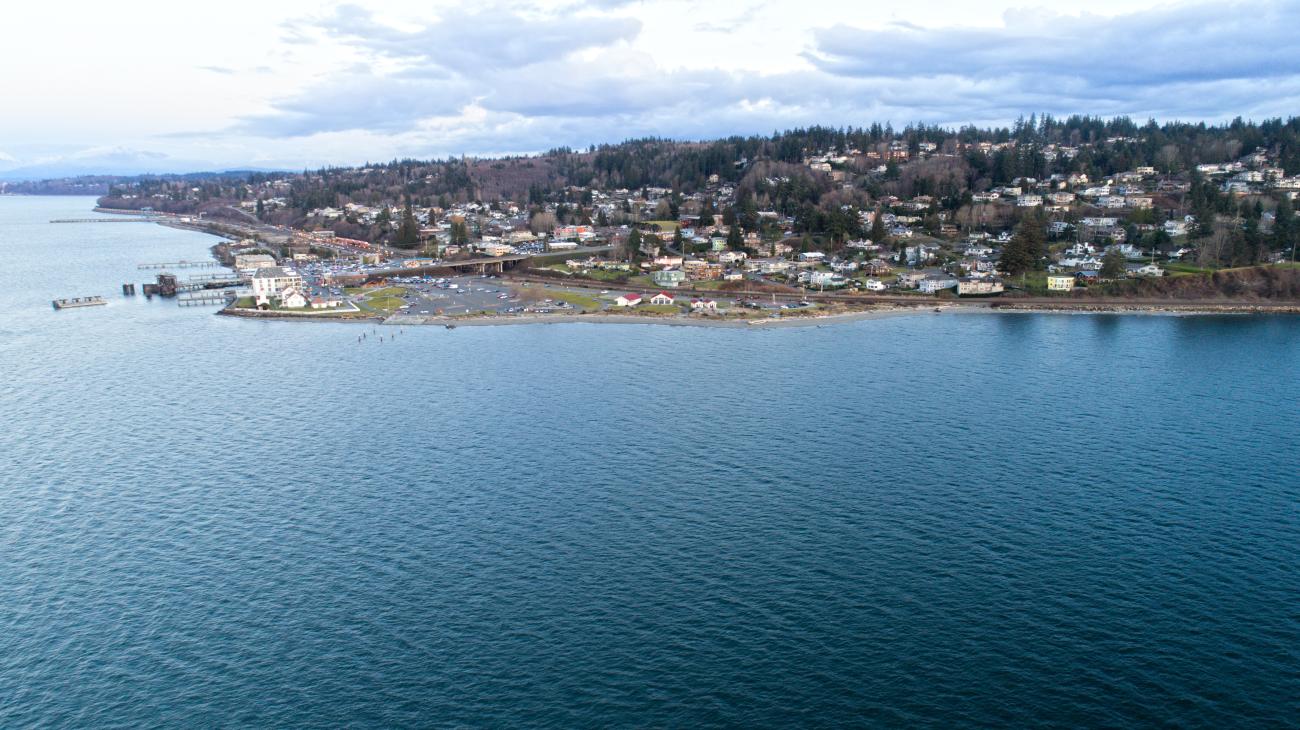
[69,115,1300,267]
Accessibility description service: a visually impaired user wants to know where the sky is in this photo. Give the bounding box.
[2,0,1299,177]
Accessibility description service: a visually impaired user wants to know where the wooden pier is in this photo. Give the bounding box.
[50,217,162,224]
[53,296,107,310]
[178,291,236,306]
[138,260,221,270]
[178,277,244,293]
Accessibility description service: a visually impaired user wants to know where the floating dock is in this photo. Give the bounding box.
[53,296,107,310]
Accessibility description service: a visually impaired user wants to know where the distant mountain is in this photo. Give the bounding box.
[0,169,291,196]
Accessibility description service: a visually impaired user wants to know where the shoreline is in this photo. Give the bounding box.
[217,299,1300,328]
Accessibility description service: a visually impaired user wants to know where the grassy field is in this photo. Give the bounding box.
[364,286,408,298]
[638,304,682,314]
[549,290,602,311]
[574,269,630,282]
[360,297,404,312]
[1165,262,1214,276]
[643,220,680,232]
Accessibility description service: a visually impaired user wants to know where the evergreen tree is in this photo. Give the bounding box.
[869,205,887,246]
[394,200,420,248]
[699,201,715,227]
[673,226,684,251]
[727,224,743,249]
[626,228,643,261]
[1273,197,1295,256]
[1101,247,1126,279]
[1000,211,1046,275]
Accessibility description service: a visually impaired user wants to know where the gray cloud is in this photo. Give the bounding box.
[238,0,1300,158]
[809,2,1300,87]
[307,3,641,71]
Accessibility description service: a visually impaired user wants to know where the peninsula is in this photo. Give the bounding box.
[83,117,1300,323]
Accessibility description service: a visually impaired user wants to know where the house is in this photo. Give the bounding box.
[863,259,893,276]
[651,269,687,288]
[806,271,848,289]
[1047,275,1075,291]
[615,293,642,307]
[1016,194,1044,207]
[897,271,928,289]
[1126,263,1165,278]
[279,286,309,309]
[918,276,958,293]
[957,278,1005,296]
[649,292,676,305]
[798,251,826,263]
[689,298,718,312]
[861,278,887,291]
[251,267,305,301]
[309,295,343,309]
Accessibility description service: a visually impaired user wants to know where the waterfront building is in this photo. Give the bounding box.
[251,267,305,302]
[652,269,687,288]
[1047,275,1075,291]
[957,278,1005,296]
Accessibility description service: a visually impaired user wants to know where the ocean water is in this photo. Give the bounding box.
[1,196,1298,728]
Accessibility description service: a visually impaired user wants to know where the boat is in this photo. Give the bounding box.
[52,296,106,310]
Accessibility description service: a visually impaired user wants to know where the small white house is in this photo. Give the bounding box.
[615,293,643,307]
[689,298,718,312]
[649,292,676,305]
[279,286,309,309]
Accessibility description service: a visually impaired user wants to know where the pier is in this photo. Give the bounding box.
[53,296,107,310]
[178,274,244,290]
[139,260,221,270]
[50,218,162,224]
[178,291,236,306]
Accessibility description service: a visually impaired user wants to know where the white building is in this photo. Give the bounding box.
[234,253,276,273]
[251,267,304,301]
[957,278,1005,296]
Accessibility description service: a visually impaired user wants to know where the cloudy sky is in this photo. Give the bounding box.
[3,0,1298,176]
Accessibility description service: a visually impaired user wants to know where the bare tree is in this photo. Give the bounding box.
[530,211,558,234]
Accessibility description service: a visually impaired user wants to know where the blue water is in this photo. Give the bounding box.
[2,197,1298,728]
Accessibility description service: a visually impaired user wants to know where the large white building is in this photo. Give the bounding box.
[251,267,305,301]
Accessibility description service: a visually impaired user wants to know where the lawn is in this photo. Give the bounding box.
[359,293,406,312]
[550,291,601,311]
[638,304,683,314]
[1165,262,1214,276]
[643,220,680,232]
[575,269,631,282]
[364,286,408,298]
